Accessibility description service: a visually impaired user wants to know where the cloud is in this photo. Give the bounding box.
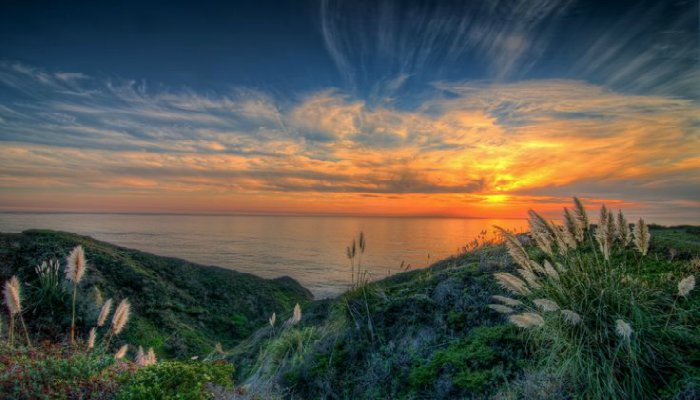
[320,0,575,91]
[0,62,698,219]
[318,0,697,103]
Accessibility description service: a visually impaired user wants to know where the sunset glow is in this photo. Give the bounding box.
[0,0,698,222]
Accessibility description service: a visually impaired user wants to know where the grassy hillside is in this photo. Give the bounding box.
[0,217,698,399]
[229,224,700,399]
[0,229,312,358]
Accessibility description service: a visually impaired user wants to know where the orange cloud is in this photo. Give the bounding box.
[0,79,698,222]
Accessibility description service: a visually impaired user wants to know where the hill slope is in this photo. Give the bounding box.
[229,225,700,399]
[0,230,313,358]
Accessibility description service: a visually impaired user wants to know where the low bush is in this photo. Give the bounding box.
[490,198,699,398]
[115,361,234,400]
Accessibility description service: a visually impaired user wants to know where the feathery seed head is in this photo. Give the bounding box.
[517,268,541,289]
[147,348,157,365]
[678,275,695,298]
[269,312,276,327]
[564,207,584,242]
[292,303,302,324]
[93,287,104,307]
[528,211,555,255]
[615,319,633,340]
[3,276,22,315]
[111,299,131,335]
[491,295,523,307]
[88,327,96,349]
[533,298,560,312]
[65,245,87,284]
[559,225,578,251]
[488,304,514,314]
[633,219,650,256]
[97,298,112,327]
[495,226,531,269]
[543,260,560,280]
[595,205,614,260]
[114,344,128,360]
[136,346,146,365]
[573,197,589,232]
[616,210,632,245]
[494,272,531,295]
[550,223,573,255]
[561,310,582,325]
[509,313,545,329]
[529,260,545,275]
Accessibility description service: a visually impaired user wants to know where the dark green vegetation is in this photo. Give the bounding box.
[0,343,234,400]
[0,224,698,399]
[0,230,312,358]
[230,224,700,399]
[115,361,234,399]
[231,239,528,399]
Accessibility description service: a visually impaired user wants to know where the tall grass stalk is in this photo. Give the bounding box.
[490,197,697,398]
[3,276,31,348]
[65,245,87,345]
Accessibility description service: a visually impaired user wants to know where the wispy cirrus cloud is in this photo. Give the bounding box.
[320,0,574,92]
[0,61,698,219]
[320,0,697,103]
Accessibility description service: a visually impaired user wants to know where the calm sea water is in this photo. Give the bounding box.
[0,213,526,298]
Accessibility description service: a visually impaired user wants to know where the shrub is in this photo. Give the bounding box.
[490,198,699,398]
[115,361,234,400]
[409,325,525,394]
[0,343,128,399]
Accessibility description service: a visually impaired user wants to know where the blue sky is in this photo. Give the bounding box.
[0,0,698,221]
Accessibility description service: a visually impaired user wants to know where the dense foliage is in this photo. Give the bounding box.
[231,223,699,399]
[116,361,234,399]
[0,219,697,399]
[0,230,312,358]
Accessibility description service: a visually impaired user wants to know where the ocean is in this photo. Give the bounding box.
[0,213,526,298]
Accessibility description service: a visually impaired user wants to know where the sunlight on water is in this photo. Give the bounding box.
[0,213,526,298]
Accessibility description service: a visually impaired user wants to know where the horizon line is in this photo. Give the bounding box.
[0,209,530,221]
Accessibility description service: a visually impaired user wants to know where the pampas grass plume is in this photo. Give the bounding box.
[114,344,128,360]
[292,303,302,325]
[495,226,531,269]
[533,298,560,312]
[147,347,157,365]
[88,327,96,350]
[678,275,695,298]
[65,245,87,284]
[633,219,650,256]
[3,276,21,315]
[561,309,582,325]
[111,299,131,335]
[573,197,589,231]
[494,273,531,295]
[615,319,633,340]
[97,298,112,327]
[136,346,145,365]
[509,313,545,329]
[517,268,541,289]
[488,304,514,314]
[491,295,523,307]
[543,260,560,280]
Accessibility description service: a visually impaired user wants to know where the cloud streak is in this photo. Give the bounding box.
[0,61,698,220]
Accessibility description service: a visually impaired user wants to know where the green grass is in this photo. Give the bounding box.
[1,221,698,399]
[0,229,312,358]
[116,360,234,400]
[230,242,530,399]
[490,205,700,399]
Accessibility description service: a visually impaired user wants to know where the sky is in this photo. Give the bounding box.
[0,0,698,222]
